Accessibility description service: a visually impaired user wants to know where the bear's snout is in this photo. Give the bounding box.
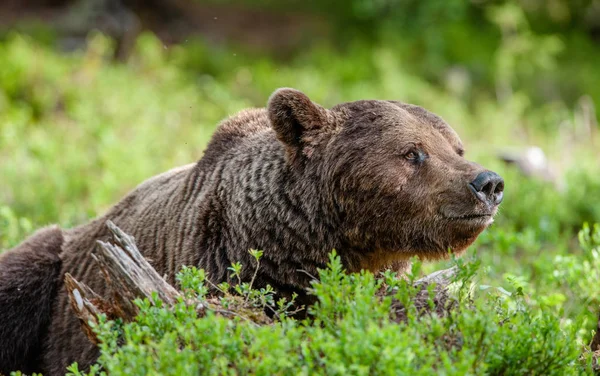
[469,171,504,207]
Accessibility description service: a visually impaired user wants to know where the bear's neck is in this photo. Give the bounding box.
[179,140,347,291]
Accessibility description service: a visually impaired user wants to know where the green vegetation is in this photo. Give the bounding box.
[64,253,587,375]
[2,0,600,373]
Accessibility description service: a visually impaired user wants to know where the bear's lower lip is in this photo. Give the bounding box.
[446,213,494,225]
[451,214,491,220]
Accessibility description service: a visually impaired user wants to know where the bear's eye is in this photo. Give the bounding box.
[405,150,419,161]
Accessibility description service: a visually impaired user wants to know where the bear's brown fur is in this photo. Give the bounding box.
[0,88,503,375]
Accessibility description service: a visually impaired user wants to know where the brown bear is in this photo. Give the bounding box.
[0,88,504,375]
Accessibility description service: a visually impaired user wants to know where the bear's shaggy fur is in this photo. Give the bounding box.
[0,88,503,375]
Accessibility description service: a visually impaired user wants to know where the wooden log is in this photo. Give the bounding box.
[94,220,181,317]
[65,220,183,343]
[65,220,274,343]
[64,273,108,345]
[388,266,458,323]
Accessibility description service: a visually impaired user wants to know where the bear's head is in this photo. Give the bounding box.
[268,88,504,270]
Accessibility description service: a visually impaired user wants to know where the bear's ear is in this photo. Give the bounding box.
[268,88,328,165]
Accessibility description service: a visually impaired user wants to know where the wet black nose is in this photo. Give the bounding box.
[469,171,504,205]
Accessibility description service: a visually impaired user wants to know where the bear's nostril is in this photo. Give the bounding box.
[482,181,494,196]
[494,181,504,195]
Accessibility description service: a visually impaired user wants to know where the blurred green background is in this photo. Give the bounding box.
[1,0,600,371]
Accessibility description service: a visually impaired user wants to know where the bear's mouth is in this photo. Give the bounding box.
[446,213,495,227]
[440,205,497,222]
[450,213,492,220]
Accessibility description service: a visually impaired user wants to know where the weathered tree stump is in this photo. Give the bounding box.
[385,266,457,323]
[65,220,184,344]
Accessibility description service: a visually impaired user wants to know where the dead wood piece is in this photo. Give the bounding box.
[64,273,109,345]
[388,266,458,323]
[95,220,181,317]
[65,221,273,344]
[414,266,458,287]
[65,220,182,343]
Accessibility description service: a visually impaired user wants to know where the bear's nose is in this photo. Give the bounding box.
[469,171,504,206]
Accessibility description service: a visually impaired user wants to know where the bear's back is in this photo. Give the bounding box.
[199,109,273,165]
